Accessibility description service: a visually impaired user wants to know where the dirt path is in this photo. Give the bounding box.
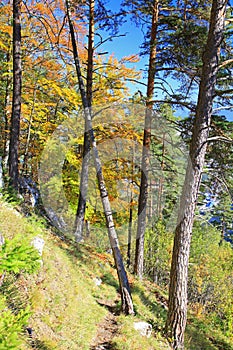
[90,300,119,350]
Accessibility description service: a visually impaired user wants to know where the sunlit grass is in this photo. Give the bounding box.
[0,201,108,349]
[0,199,232,350]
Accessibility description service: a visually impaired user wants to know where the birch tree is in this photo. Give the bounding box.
[74,0,94,241]
[74,0,124,241]
[65,0,134,315]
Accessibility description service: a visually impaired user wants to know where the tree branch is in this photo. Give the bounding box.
[207,136,233,143]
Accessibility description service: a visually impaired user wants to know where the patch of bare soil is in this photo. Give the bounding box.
[90,300,119,350]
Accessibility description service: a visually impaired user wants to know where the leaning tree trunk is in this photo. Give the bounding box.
[66,0,134,315]
[8,0,22,190]
[134,0,159,279]
[165,1,227,349]
[74,0,94,241]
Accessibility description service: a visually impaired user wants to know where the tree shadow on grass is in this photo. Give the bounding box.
[29,339,54,350]
[101,272,119,291]
[25,328,55,350]
[185,325,218,350]
[185,320,233,350]
[131,283,168,332]
[209,337,233,350]
[132,284,233,350]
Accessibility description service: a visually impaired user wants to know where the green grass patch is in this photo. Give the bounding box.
[0,199,232,350]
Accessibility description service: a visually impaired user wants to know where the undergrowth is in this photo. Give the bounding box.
[0,198,232,349]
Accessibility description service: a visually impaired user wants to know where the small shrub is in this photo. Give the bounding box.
[0,235,41,274]
[0,296,31,350]
[0,234,41,349]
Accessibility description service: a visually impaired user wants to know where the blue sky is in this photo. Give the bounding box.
[98,0,149,94]
[99,0,233,122]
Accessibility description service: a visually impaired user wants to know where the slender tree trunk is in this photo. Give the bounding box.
[66,0,134,315]
[8,0,22,190]
[127,146,135,268]
[127,196,133,268]
[165,1,227,348]
[0,233,5,286]
[0,157,4,190]
[157,132,165,218]
[3,50,11,171]
[22,83,37,175]
[74,0,94,241]
[86,0,94,106]
[134,0,159,279]
[148,179,153,224]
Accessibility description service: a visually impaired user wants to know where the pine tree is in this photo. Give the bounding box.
[165,1,228,348]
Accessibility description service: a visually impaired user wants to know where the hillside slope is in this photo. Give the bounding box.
[0,199,232,350]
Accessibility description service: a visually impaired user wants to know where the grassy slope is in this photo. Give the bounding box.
[0,200,232,350]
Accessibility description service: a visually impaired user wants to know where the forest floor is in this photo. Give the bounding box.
[90,302,119,350]
[0,198,233,350]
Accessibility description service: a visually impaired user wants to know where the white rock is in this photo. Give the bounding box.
[31,236,45,256]
[0,233,4,246]
[93,277,102,286]
[134,321,152,338]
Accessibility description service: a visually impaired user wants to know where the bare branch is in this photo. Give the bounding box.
[94,33,127,50]
[151,99,196,111]
[125,78,147,87]
[207,136,233,143]
[213,105,233,112]
[219,58,233,69]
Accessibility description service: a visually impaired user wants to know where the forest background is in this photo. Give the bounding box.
[0,0,233,349]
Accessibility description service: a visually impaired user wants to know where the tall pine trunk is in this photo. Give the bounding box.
[74,0,94,241]
[165,1,227,348]
[8,0,22,190]
[134,0,159,279]
[66,0,134,315]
